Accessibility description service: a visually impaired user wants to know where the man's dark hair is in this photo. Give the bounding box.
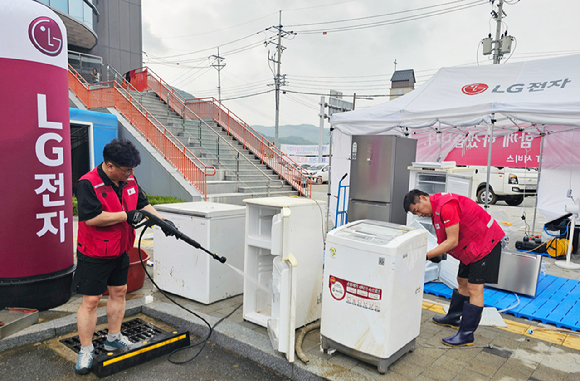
[103,138,141,168]
[403,189,429,213]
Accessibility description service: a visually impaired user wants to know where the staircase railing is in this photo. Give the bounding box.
[142,67,313,197]
[67,64,216,200]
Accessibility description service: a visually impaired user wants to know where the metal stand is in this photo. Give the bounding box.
[555,201,580,270]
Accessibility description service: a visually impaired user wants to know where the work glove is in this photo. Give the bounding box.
[126,210,145,228]
[427,254,447,263]
[161,219,177,237]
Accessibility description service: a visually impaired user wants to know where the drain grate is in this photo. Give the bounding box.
[60,318,165,356]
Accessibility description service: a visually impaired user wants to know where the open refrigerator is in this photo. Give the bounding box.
[243,197,324,362]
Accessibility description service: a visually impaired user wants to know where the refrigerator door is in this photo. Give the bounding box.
[350,135,395,202]
[267,256,297,362]
[348,199,393,224]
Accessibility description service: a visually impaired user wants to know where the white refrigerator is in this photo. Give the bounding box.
[243,197,324,362]
[321,220,427,374]
[153,202,246,304]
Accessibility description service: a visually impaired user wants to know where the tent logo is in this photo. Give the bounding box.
[28,17,63,57]
[462,83,488,95]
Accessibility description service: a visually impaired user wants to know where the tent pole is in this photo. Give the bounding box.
[531,126,546,235]
[326,127,333,236]
[484,116,495,209]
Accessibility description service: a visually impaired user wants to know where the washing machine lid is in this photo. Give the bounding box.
[333,220,411,246]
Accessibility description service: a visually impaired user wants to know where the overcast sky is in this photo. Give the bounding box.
[142,0,580,128]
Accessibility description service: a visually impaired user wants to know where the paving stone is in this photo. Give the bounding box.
[530,363,567,381]
[411,375,436,381]
[491,357,536,380]
[510,347,544,367]
[472,350,508,368]
[490,335,523,350]
[432,354,468,374]
[420,364,460,381]
[452,368,491,381]
[413,346,446,360]
[476,327,501,341]
[443,346,483,362]
[482,345,514,359]
[519,338,552,353]
[351,361,382,380]
[327,352,359,370]
[375,371,412,381]
[465,358,503,378]
[388,359,424,379]
[399,351,437,369]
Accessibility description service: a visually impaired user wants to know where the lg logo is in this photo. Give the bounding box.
[462,83,488,95]
[28,17,63,57]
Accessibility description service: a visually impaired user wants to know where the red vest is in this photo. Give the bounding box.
[431,193,504,265]
[77,167,138,258]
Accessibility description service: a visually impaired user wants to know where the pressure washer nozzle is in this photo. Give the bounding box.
[219,256,227,263]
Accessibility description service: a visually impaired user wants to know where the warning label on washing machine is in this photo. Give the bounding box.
[328,275,382,312]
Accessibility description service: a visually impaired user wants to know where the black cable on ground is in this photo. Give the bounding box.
[136,227,243,364]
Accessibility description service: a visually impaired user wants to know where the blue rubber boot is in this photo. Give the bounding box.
[442,302,483,347]
[432,289,469,329]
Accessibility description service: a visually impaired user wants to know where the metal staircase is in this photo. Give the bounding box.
[128,90,298,204]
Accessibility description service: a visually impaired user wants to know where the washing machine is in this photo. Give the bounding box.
[321,220,427,373]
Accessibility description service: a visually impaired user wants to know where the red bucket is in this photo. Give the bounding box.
[104,248,150,295]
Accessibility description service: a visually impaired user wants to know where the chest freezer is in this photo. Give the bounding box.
[321,220,427,374]
[153,202,246,304]
[243,197,324,363]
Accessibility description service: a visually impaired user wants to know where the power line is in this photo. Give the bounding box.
[293,0,487,34]
[221,89,274,101]
[155,12,279,39]
[286,0,477,27]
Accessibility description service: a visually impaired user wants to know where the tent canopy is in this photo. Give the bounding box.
[331,54,580,134]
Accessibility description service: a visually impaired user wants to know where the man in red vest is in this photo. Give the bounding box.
[73,139,175,374]
[403,189,504,347]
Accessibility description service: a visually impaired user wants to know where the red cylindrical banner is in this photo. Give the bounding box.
[0,1,73,282]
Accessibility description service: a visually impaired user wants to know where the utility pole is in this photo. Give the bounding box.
[210,47,226,103]
[482,0,514,64]
[492,0,504,64]
[274,11,282,147]
[266,11,292,147]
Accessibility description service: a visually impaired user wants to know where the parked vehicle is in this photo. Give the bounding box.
[469,166,538,206]
[306,163,329,184]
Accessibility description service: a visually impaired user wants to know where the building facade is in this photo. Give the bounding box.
[36,0,142,82]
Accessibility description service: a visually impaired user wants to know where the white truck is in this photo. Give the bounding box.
[469,166,538,206]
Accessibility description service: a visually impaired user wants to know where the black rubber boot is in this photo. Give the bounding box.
[432,289,469,329]
[442,302,484,347]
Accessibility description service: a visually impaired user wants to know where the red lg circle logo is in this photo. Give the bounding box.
[462,83,488,95]
[29,17,63,57]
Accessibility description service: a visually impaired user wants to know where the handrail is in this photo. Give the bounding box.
[164,91,286,193]
[142,66,313,197]
[67,64,216,200]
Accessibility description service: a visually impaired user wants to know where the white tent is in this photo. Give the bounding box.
[329,54,580,225]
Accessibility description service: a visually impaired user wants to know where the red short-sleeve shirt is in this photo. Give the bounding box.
[440,199,461,228]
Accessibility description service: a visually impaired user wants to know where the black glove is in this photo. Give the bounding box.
[161,219,177,237]
[126,210,145,228]
[427,254,447,263]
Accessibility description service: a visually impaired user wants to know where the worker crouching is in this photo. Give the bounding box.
[404,190,504,347]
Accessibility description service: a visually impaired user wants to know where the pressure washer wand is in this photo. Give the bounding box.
[137,210,227,263]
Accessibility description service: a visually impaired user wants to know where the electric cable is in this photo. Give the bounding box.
[293,0,488,34]
[286,0,479,27]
